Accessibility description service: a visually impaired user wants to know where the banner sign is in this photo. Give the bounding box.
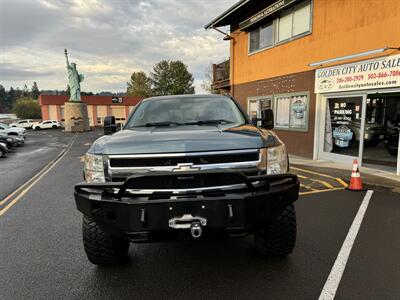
[315,54,400,93]
[239,0,296,30]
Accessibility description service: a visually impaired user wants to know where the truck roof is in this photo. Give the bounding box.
[141,94,231,102]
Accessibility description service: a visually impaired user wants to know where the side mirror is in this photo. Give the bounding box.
[104,115,116,135]
[261,109,274,129]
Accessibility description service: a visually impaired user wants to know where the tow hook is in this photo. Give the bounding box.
[168,214,207,239]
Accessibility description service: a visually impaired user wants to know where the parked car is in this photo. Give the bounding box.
[75,95,299,265]
[12,135,25,146]
[10,119,39,129]
[0,123,27,138]
[0,132,16,148]
[348,119,385,146]
[33,120,61,130]
[0,142,8,158]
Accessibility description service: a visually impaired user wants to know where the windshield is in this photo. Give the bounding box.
[0,123,10,129]
[126,97,246,127]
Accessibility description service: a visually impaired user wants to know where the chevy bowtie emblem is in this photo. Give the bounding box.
[172,163,201,172]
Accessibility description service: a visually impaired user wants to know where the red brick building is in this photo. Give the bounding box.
[38,95,143,126]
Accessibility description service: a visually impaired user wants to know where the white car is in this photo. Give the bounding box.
[0,123,27,138]
[10,119,38,129]
[33,120,61,130]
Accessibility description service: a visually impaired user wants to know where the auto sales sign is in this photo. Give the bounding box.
[315,54,400,93]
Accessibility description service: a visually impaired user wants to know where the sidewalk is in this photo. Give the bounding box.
[289,155,400,193]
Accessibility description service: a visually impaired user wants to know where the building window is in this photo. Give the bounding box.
[273,92,309,131]
[277,0,311,42]
[249,22,273,52]
[248,0,312,53]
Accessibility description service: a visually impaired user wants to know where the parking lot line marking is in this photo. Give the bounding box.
[0,134,77,217]
[291,166,348,188]
[297,174,309,179]
[318,190,373,300]
[300,183,318,191]
[299,187,344,195]
[314,179,335,189]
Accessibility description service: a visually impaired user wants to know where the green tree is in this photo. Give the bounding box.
[0,84,6,113]
[126,71,153,97]
[12,97,41,119]
[31,82,40,100]
[5,87,17,112]
[151,60,195,95]
[22,84,29,97]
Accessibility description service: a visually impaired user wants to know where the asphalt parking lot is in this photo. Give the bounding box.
[0,130,399,299]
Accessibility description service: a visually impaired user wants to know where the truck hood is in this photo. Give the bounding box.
[90,125,278,155]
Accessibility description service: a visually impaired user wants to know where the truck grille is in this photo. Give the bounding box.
[123,173,249,190]
[106,149,262,191]
[109,151,259,168]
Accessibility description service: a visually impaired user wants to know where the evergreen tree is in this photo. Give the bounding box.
[22,84,29,97]
[151,60,195,96]
[126,71,153,97]
[0,84,6,113]
[31,82,40,100]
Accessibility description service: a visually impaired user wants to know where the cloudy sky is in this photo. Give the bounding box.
[0,0,236,93]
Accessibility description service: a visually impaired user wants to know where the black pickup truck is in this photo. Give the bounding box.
[75,95,299,265]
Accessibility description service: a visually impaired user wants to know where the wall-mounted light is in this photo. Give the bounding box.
[308,46,400,67]
[211,26,233,41]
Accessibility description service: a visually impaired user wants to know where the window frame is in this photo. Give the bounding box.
[247,0,313,55]
[248,21,275,54]
[272,91,310,132]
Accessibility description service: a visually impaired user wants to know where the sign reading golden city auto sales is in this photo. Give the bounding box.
[315,54,400,93]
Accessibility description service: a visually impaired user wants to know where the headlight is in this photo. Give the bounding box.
[266,144,288,175]
[7,138,12,142]
[84,153,105,183]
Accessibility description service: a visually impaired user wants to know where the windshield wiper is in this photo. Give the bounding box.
[183,119,234,125]
[131,121,182,127]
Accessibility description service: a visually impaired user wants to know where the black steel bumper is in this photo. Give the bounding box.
[74,170,299,241]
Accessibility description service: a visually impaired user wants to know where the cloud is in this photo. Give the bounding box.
[0,63,54,80]
[0,0,236,93]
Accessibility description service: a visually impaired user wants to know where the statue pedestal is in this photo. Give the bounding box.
[64,102,90,132]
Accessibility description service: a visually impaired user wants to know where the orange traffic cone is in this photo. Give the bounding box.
[346,159,365,191]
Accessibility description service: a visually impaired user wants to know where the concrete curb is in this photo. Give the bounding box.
[290,156,400,193]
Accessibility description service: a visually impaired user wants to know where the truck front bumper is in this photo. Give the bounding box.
[74,171,299,241]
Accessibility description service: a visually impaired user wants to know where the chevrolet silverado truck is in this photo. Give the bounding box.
[75,95,299,265]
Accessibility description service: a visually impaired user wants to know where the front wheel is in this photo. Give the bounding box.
[254,204,297,257]
[0,148,7,158]
[82,216,130,265]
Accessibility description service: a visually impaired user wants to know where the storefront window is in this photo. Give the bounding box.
[362,94,399,171]
[324,97,362,156]
[274,92,309,131]
[248,96,272,124]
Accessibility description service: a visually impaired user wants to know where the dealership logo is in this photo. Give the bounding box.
[112,97,123,104]
[317,78,335,91]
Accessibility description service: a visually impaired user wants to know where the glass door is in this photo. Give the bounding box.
[321,95,365,163]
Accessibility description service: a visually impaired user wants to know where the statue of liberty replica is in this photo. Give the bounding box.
[64,49,90,132]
